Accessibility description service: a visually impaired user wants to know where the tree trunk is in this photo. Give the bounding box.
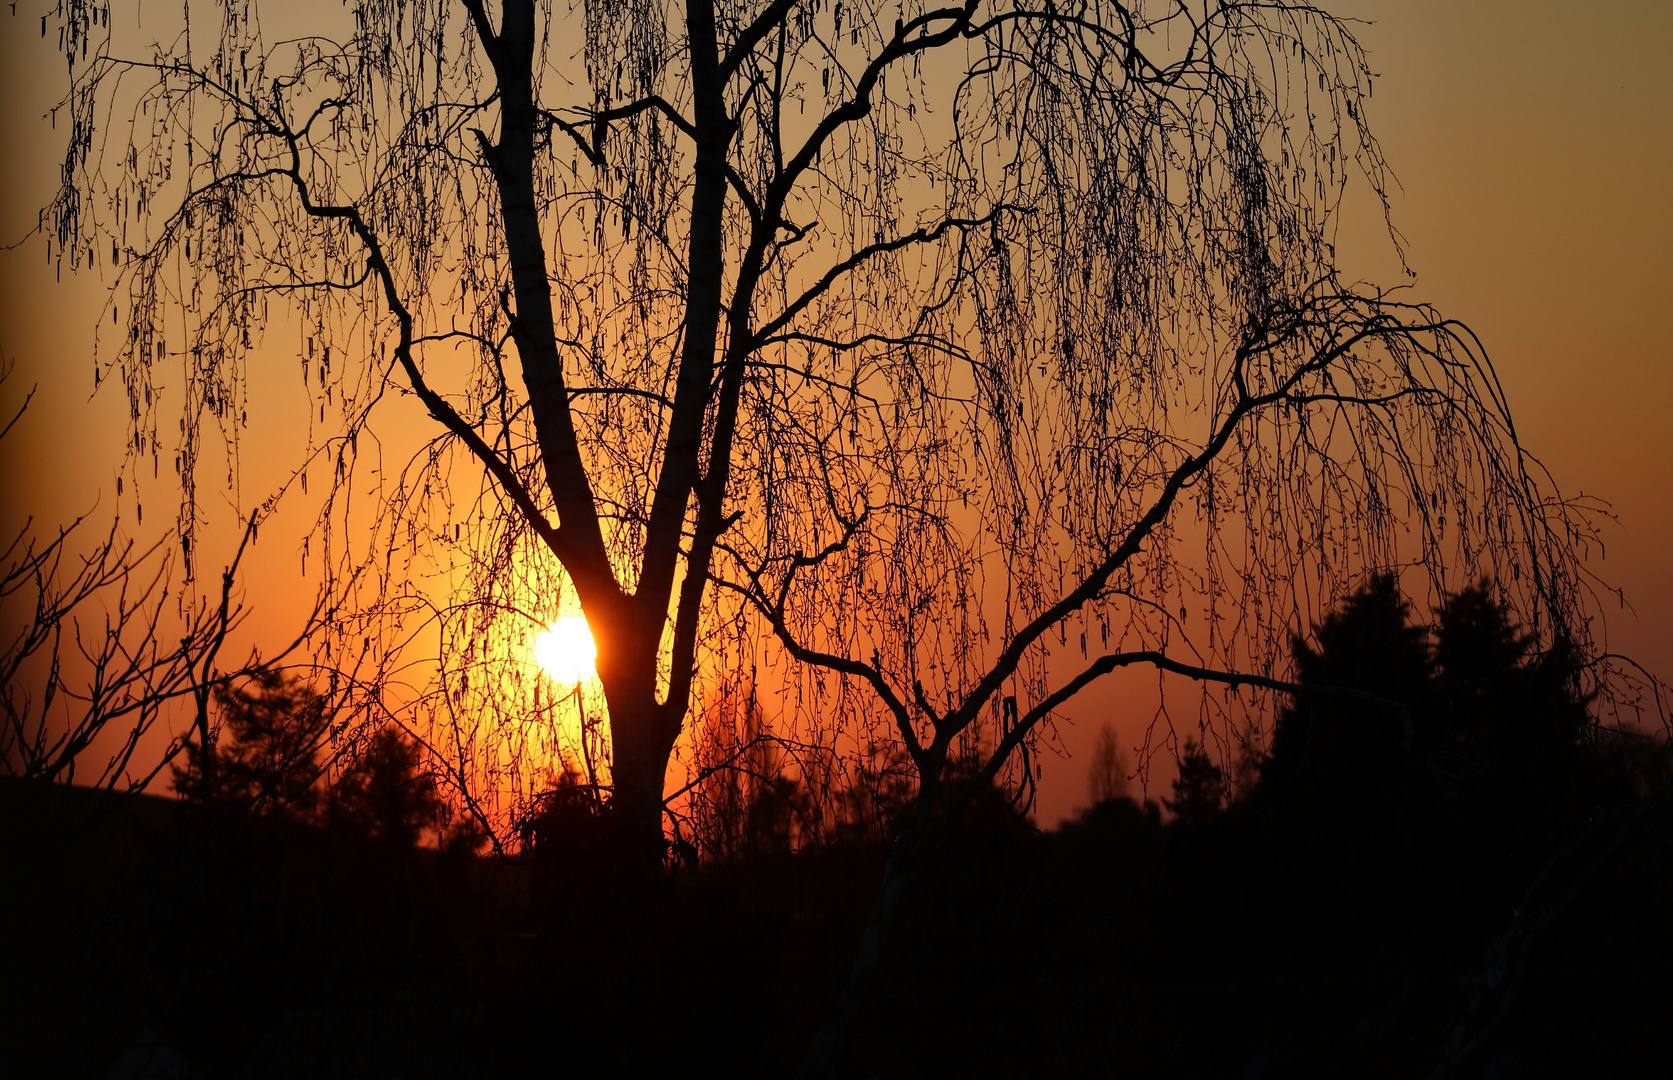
[599,671,677,879]
[478,0,732,882]
[796,840,915,1078]
[796,763,946,1077]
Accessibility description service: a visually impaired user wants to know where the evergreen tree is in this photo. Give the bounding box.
[171,670,327,819]
[1236,575,1624,969]
[1432,581,1590,772]
[329,727,448,849]
[1165,739,1225,827]
[1259,573,1432,812]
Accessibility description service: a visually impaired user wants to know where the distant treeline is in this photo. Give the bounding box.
[3,577,1668,1078]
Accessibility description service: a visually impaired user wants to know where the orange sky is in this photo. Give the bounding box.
[2,0,1669,824]
[1026,0,1673,823]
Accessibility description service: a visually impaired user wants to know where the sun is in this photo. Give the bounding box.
[534,616,597,685]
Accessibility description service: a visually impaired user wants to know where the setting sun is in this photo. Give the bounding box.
[534,616,598,685]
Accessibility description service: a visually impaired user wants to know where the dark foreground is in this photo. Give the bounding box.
[5,766,1670,1080]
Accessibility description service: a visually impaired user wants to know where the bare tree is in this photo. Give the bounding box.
[1085,720,1128,806]
[0,297,350,797]
[42,0,1616,961]
[0,375,321,792]
[3,514,183,789]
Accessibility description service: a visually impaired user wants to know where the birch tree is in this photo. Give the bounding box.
[43,0,1600,889]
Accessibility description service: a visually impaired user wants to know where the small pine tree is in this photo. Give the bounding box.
[172,670,327,819]
[329,727,447,848]
[1165,739,1225,827]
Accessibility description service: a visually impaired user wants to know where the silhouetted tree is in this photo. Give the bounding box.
[1424,583,1621,939]
[42,1,1622,1068]
[43,0,1603,881]
[833,745,918,848]
[1221,575,1653,982]
[1,364,317,794]
[1086,722,1130,807]
[172,670,328,819]
[328,727,449,848]
[1258,574,1431,810]
[1261,575,1606,823]
[516,762,614,876]
[683,679,822,860]
[1433,580,1591,775]
[1165,738,1226,827]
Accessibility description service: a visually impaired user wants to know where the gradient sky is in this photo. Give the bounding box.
[2,0,1669,823]
[1031,0,1673,823]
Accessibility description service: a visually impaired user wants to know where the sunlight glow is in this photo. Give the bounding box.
[534,616,597,685]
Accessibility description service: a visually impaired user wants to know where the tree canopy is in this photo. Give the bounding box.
[41,0,1612,904]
